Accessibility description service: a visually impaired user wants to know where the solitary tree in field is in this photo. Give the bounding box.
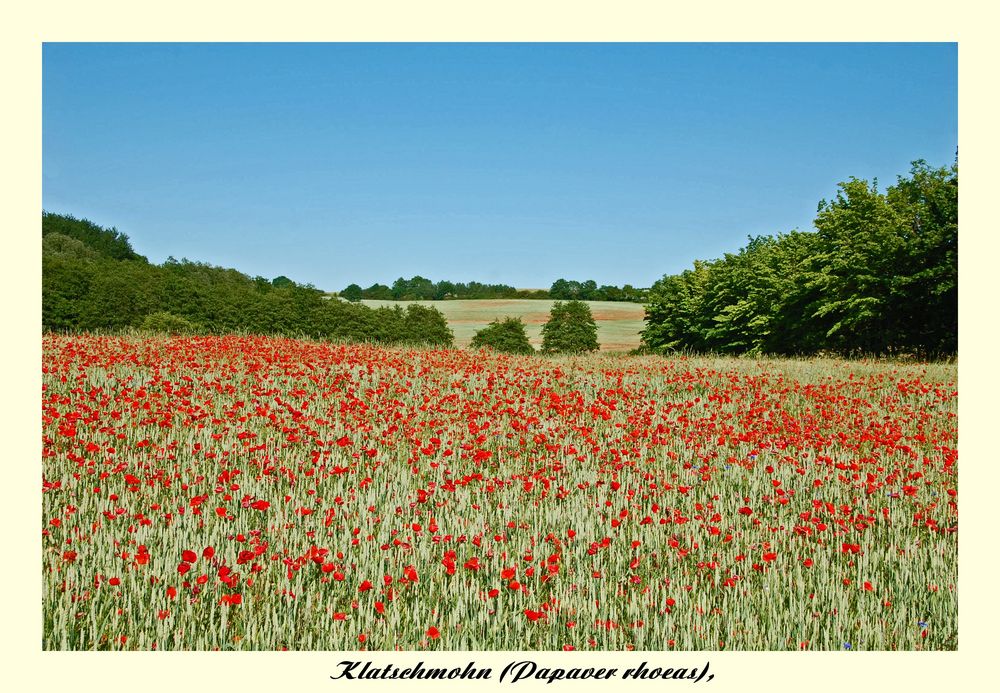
[541,300,599,354]
[471,317,535,354]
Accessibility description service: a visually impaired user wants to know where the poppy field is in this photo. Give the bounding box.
[41,334,957,651]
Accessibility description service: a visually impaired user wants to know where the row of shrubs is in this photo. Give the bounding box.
[133,303,455,347]
[43,213,454,347]
[138,299,602,356]
[471,300,599,355]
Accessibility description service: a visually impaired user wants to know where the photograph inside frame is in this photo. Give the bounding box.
[40,42,957,652]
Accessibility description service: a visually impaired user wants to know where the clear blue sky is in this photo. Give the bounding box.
[43,43,957,291]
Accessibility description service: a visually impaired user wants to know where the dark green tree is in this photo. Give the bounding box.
[641,261,713,353]
[641,159,957,357]
[340,283,363,302]
[599,284,623,301]
[806,177,906,353]
[471,317,535,354]
[434,280,457,299]
[76,261,160,331]
[42,247,97,330]
[884,160,957,356]
[391,275,436,300]
[363,283,393,300]
[42,212,145,261]
[40,212,459,347]
[541,300,599,354]
[399,305,453,346]
[549,277,642,303]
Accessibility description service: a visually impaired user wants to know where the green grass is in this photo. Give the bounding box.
[359,299,647,351]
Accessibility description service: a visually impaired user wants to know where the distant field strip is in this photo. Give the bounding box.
[359,299,647,351]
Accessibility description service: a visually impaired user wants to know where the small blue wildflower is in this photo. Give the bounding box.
[918,621,927,628]
[843,642,852,650]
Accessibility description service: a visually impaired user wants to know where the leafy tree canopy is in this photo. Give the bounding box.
[43,211,145,262]
[471,317,535,355]
[541,300,599,354]
[41,213,454,349]
[641,159,957,358]
[340,283,363,302]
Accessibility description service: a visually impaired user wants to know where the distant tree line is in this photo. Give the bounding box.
[42,212,453,347]
[547,279,648,303]
[341,276,537,302]
[641,160,957,358]
[340,277,648,303]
